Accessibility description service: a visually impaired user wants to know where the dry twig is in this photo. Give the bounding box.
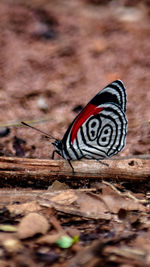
[0,156,149,186]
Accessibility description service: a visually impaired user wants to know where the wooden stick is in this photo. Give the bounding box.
[0,156,149,186]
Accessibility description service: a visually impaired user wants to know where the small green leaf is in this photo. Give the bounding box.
[0,224,17,232]
[72,235,79,244]
[56,235,73,249]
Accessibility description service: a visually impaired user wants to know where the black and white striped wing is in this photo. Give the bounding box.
[61,80,127,160]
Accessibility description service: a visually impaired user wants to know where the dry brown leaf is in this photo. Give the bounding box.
[101,187,146,213]
[17,212,49,239]
[48,180,69,191]
[76,192,110,219]
[50,190,78,205]
[40,190,111,220]
[7,201,41,215]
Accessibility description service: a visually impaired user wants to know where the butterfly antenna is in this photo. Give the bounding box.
[21,122,56,140]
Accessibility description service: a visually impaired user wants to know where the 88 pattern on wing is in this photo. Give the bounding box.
[52,80,127,161]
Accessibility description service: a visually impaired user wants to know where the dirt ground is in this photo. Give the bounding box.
[0,0,150,266]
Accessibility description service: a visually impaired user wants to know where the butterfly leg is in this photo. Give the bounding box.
[51,150,57,159]
[96,159,109,167]
[80,154,109,166]
[52,151,74,173]
[67,160,75,173]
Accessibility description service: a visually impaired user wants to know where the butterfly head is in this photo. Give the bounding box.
[52,139,63,156]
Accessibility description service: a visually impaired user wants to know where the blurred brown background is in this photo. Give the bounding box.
[0,0,149,159]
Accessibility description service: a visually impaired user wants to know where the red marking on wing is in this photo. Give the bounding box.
[71,104,103,143]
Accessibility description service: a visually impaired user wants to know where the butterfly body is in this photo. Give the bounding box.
[52,80,127,162]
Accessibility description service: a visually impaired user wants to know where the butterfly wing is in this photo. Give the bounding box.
[92,79,127,112]
[61,80,127,160]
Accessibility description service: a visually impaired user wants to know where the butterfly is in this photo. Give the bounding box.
[22,80,127,172]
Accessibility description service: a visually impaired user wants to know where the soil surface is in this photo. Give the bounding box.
[0,0,149,158]
[0,0,150,266]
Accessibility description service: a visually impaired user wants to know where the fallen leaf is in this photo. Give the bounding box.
[101,187,146,213]
[0,224,17,232]
[40,190,111,220]
[18,212,49,239]
[7,201,41,215]
[50,190,78,205]
[76,192,110,219]
[48,180,69,191]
